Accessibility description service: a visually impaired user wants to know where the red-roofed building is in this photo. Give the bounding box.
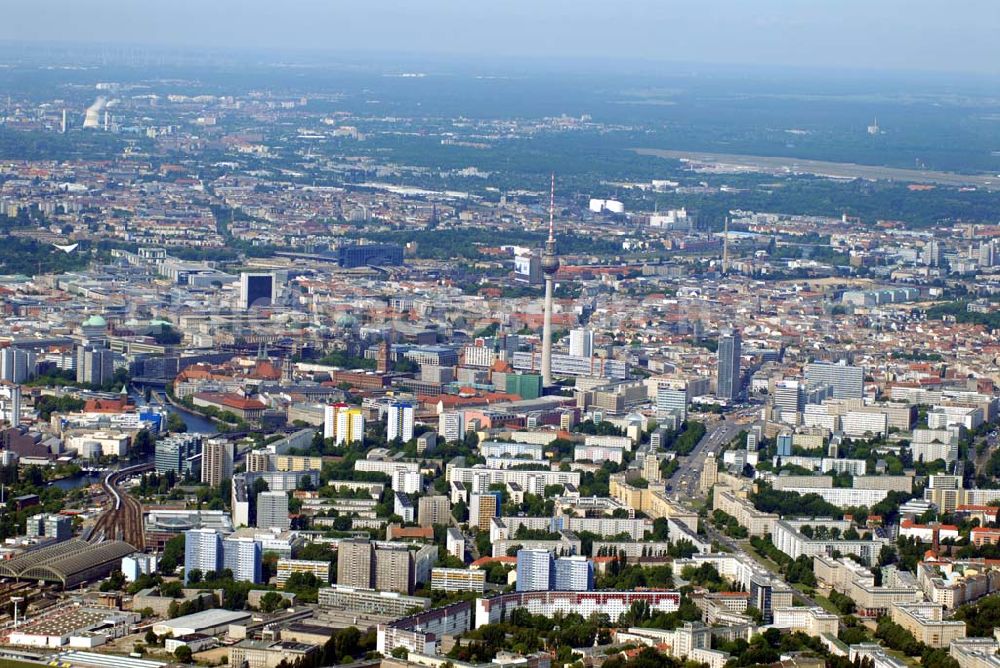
[386,524,435,541]
[900,519,959,543]
[470,556,516,569]
[84,397,130,413]
[972,528,1000,547]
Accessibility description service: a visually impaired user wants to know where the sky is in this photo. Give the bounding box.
[4,0,999,75]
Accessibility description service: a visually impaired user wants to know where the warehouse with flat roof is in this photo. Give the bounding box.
[152,609,252,637]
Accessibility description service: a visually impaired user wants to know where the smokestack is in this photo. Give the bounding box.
[104,111,110,131]
[61,109,66,134]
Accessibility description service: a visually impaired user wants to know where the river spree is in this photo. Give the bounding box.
[50,389,218,491]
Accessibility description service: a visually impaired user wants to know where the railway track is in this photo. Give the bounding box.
[90,463,152,549]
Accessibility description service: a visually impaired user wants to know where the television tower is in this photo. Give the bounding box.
[540,174,560,386]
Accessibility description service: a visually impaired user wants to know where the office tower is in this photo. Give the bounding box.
[184,529,222,582]
[750,575,778,624]
[418,495,450,527]
[375,545,414,595]
[239,272,276,310]
[46,514,71,541]
[716,329,742,402]
[514,251,542,284]
[201,440,234,488]
[256,491,290,531]
[569,328,594,358]
[26,513,71,542]
[656,385,688,421]
[0,384,21,427]
[772,380,803,420]
[23,514,43,539]
[554,556,594,591]
[540,174,560,386]
[337,244,404,269]
[337,539,375,588]
[76,346,114,386]
[503,373,543,400]
[516,549,554,592]
[154,433,204,476]
[804,361,864,400]
[776,433,793,457]
[387,401,415,442]
[469,493,499,531]
[0,348,35,383]
[223,537,262,584]
[439,412,465,442]
[335,408,365,445]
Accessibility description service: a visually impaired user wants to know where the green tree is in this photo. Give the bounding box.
[258,591,288,613]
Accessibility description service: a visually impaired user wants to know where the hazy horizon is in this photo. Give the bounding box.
[4,0,999,77]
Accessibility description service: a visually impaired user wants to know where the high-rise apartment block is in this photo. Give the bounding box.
[569,328,594,358]
[184,529,222,583]
[439,411,465,442]
[337,539,375,589]
[553,555,594,591]
[804,361,864,400]
[469,493,499,531]
[335,539,416,595]
[335,407,365,445]
[387,401,415,442]
[223,537,262,584]
[201,439,234,488]
[257,491,290,531]
[418,495,451,527]
[516,549,554,592]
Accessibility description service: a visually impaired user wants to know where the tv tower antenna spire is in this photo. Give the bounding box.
[548,172,555,242]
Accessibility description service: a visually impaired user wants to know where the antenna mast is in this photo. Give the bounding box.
[548,173,555,242]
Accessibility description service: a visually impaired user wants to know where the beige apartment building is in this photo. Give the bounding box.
[712,487,778,537]
[890,602,966,648]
